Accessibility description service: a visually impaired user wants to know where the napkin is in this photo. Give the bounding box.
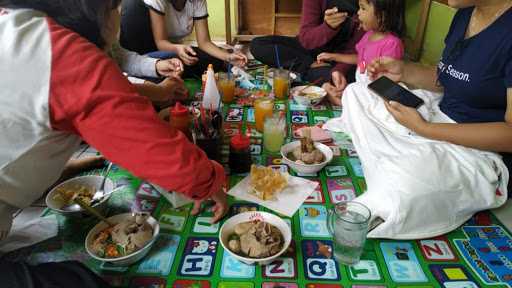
[228,175,318,217]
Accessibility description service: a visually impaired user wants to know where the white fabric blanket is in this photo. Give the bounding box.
[324,82,509,239]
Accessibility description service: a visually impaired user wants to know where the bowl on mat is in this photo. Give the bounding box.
[85,213,160,266]
[291,85,327,107]
[280,141,333,174]
[219,211,292,265]
[45,175,114,217]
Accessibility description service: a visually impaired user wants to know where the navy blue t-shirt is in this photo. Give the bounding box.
[438,7,512,123]
[438,7,512,188]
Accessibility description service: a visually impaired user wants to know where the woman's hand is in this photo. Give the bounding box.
[175,44,199,66]
[317,52,335,63]
[323,71,347,106]
[156,58,184,77]
[384,100,428,132]
[324,8,348,29]
[367,57,404,82]
[191,186,228,224]
[158,76,188,102]
[227,52,248,67]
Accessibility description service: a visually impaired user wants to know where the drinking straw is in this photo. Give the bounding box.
[288,57,298,73]
[274,45,281,69]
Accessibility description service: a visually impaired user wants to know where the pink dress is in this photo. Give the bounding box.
[355,30,404,76]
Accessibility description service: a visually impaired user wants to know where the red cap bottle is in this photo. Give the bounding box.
[169,102,192,140]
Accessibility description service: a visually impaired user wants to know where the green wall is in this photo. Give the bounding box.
[405,0,456,64]
[206,0,235,42]
[420,2,456,64]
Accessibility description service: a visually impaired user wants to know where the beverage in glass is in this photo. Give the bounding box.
[218,72,235,103]
[327,201,371,265]
[254,97,274,132]
[263,114,286,153]
[273,69,290,100]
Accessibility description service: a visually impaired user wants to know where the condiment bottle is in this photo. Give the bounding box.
[170,102,192,141]
[229,126,252,174]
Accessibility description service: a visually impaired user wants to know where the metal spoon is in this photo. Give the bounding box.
[61,162,113,212]
[89,186,123,206]
[96,162,113,198]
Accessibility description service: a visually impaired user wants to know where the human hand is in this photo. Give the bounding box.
[191,186,228,224]
[317,52,335,63]
[156,58,184,77]
[227,52,248,67]
[159,76,188,102]
[331,71,347,91]
[323,82,342,106]
[384,100,427,132]
[324,8,348,29]
[175,44,199,66]
[367,57,404,82]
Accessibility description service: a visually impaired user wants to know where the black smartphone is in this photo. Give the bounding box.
[368,76,425,109]
[326,0,359,16]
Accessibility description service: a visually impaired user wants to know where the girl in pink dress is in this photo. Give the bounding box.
[317,0,405,84]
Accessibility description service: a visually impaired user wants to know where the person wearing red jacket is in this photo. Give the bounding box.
[0,0,227,243]
[250,0,364,106]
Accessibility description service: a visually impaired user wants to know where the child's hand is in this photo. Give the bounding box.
[317,53,335,63]
[175,44,199,66]
[156,58,184,77]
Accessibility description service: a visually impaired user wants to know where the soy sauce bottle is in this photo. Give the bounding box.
[229,132,251,174]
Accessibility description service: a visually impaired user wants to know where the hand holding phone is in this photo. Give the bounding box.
[368,76,424,109]
[326,0,358,16]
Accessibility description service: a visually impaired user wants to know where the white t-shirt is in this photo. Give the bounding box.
[144,0,208,43]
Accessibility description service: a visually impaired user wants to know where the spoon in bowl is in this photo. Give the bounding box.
[61,162,113,212]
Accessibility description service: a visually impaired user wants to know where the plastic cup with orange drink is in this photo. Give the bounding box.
[218,72,235,104]
[273,69,290,100]
[254,97,274,132]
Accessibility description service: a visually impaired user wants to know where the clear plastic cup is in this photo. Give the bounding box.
[327,201,371,265]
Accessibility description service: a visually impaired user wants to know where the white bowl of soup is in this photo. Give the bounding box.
[46,175,114,216]
[219,211,292,265]
[291,85,327,107]
[85,213,160,266]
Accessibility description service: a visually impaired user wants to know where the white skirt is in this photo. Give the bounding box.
[324,82,509,239]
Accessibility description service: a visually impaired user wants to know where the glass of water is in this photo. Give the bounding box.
[327,201,371,265]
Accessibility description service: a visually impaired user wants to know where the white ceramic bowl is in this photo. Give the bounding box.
[219,211,292,265]
[46,175,114,216]
[291,85,327,107]
[281,141,333,174]
[85,213,160,266]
